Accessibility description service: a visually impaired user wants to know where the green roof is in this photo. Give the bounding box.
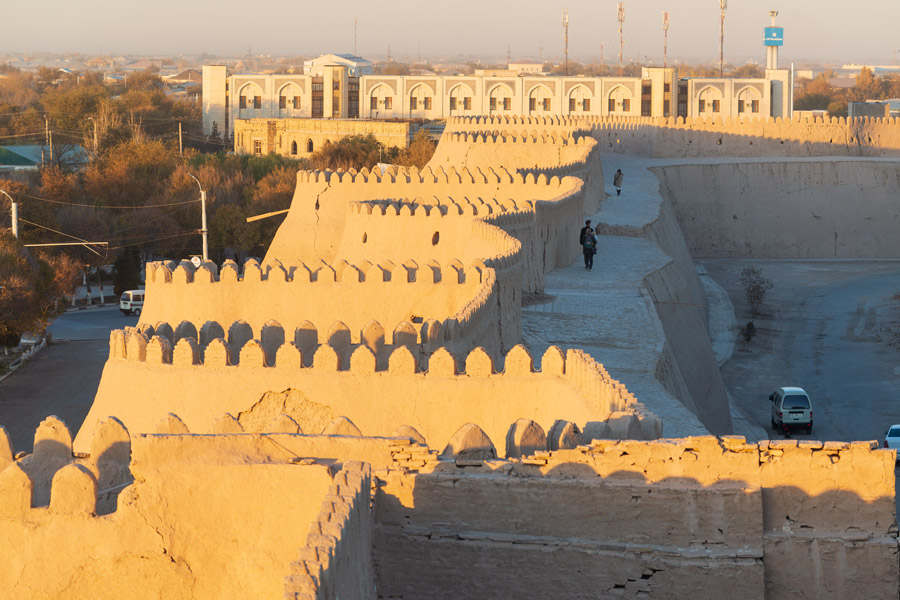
[0,147,37,166]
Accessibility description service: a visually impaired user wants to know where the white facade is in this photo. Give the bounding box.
[202,63,792,136]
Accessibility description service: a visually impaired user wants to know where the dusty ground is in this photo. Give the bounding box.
[701,258,900,443]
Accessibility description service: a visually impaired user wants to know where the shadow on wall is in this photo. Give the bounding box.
[374,445,898,599]
[594,116,900,159]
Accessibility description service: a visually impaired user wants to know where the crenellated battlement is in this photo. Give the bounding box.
[440,130,593,146]
[293,163,584,189]
[145,257,491,286]
[590,114,900,158]
[0,416,132,519]
[78,339,659,456]
[350,196,532,217]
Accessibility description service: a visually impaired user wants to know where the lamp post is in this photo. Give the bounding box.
[1,190,17,238]
[187,174,208,262]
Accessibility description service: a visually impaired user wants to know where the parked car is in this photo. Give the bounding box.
[119,290,144,316]
[883,425,900,452]
[770,387,813,434]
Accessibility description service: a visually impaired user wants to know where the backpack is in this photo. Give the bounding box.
[583,236,595,251]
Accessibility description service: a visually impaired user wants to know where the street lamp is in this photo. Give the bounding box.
[187,174,208,262]
[0,190,17,238]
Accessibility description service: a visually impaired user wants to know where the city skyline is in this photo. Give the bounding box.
[3,0,900,65]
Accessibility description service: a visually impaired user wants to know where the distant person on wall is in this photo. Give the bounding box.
[582,229,597,271]
[613,169,624,196]
[579,220,593,246]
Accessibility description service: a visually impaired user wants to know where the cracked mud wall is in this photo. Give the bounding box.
[0,434,340,599]
[370,437,898,600]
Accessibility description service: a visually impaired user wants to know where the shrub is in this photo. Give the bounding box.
[740,265,773,316]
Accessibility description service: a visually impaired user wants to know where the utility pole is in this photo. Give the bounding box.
[719,0,727,77]
[662,12,669,68]
[48,129,53,164]
[88,116,98,152]
[617,3,626,76]
[562,9,569,77]
[0,190,16,238]
[178,122,183,155]
[187,174,209,262]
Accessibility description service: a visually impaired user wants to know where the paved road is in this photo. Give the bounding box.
[702,259,900,443]
[0,307,135,453]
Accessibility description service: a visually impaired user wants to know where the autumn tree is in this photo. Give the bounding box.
[0,232,79,346]
[395,128,436,167]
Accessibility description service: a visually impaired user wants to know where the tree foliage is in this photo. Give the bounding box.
[0,232,80,345]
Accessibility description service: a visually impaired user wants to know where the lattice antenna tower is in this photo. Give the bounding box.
[354,18,358,56]
[719,0,727,77]
[617,3,625,76]
[662,12,669,68]
[562,9,569,76]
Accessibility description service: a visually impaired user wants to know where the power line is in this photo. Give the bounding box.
[13,191,199,209]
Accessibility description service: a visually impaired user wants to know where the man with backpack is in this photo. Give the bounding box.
[582,227,597,270]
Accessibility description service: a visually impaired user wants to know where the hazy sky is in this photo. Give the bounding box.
[4,0,900,64]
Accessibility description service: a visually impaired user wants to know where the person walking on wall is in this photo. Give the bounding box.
[613,169,624,196]
[579,220,593,246]
[582,229,597,271]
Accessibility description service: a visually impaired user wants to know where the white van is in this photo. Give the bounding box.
[769,387,813,434]
[119,290,144,316]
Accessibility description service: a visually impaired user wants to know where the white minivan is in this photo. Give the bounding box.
[119,290,144,316]
[770,387,813,434]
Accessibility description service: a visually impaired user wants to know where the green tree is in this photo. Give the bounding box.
[794,94,832,111]
[827,99,848,118]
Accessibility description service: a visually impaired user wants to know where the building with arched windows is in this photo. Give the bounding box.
[203,59,791,152]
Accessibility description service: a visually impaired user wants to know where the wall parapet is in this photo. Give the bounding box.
[283,461,375,600]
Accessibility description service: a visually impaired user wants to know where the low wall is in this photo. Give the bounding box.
[592,115,900,158]
[653,159,900,258]
[374,436,898,600]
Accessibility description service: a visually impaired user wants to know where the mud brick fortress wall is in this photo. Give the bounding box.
[5,113,900,598]
[0,418,895,599]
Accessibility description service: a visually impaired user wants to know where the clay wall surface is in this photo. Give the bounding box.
[75,341,660,454]
[374,437,898,600]
[653,159,900,258]
[264,167,575,267]
[140,258,488,341]
[0,423,376,599]
[593,115,900,158]
[641,200,732,434]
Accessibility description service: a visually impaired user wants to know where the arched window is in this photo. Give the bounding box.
[307,139,314,153]
[290,141,298,155]
[607,86,633,114]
